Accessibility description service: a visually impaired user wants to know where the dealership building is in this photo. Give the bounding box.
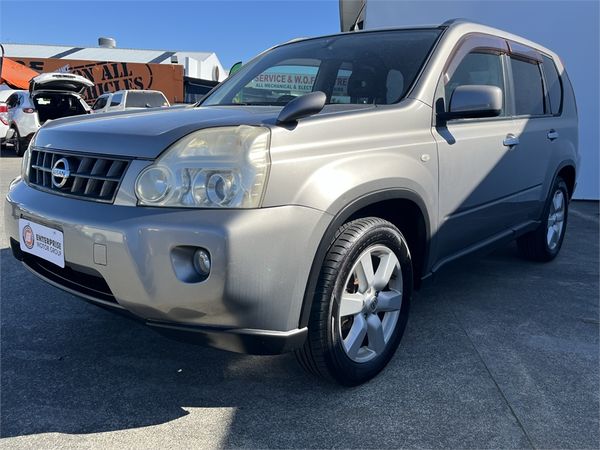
[340,0,599,200]
[2,38,226,104]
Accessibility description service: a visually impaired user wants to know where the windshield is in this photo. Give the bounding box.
[203,29,441,107]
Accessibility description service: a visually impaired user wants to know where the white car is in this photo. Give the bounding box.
[91,89,170,114]
[0,87,18,149]
[4,73,93,155]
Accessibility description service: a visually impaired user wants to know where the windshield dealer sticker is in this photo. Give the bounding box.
[19,219,65,268]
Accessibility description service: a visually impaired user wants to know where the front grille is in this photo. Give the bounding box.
[29,148,130,203]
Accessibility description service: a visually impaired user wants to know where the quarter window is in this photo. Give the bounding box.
[110,93,123,107]
[511,57,546,116]
[445,52,505,115]
[542,55,562,115]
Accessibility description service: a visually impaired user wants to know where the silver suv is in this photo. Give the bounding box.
[5,20,578,385]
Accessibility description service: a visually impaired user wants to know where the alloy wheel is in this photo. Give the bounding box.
[337,244,403,363]
[547,189,565,250]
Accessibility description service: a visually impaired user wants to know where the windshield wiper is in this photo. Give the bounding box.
[204,102,249,106]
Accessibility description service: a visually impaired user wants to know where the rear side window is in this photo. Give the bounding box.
[511,57,545,116]
[6,93,20,108]
[110,93,123,106]
[445,52,505,115]
[542,55,562,114]
[92,95,108,110]
[125,91,168,108]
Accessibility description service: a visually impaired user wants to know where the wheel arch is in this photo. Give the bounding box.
[299,188,431,328]
[556,163,576,200]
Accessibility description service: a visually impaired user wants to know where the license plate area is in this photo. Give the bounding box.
[19,218,65,268]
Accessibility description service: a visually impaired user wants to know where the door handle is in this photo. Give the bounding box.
[503,134,519,147]
[547,130,559,141]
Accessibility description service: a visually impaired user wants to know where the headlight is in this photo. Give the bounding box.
[135,126,271,208]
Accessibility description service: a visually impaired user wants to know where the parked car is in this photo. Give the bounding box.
[4,73,93,155]
[0,87,18,149]
[91,89,170,114]
[5,20,578,385]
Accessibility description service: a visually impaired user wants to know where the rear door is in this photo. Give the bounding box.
[432,35,526,260]
[506,45,565,220]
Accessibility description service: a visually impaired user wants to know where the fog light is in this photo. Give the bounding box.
[193,249,211,276]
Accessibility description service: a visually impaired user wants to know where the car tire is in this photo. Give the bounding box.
[517,177,569,262]
[8,127,25,157]
[295,217,413,386]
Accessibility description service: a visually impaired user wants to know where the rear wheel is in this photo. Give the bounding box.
[517,177,569,261]
[295,217,412,386]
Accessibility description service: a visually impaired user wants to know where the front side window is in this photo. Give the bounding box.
[542,55,562,115]
[511,57,545,116]
[202,29,442,106]
[92,95,108,110]
[445,51,505,115]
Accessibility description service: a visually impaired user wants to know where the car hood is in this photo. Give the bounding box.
[34,105,282,159]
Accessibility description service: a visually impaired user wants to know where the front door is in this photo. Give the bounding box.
[433,41,525,260]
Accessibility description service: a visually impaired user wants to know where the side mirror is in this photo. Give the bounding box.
[439,85,502,121]
[277,91,326,124]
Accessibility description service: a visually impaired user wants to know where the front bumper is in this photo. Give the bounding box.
[5,180,330,354]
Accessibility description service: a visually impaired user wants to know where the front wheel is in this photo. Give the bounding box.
[295,217,413,386]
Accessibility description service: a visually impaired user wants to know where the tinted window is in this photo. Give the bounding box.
[110,93,123,107]
[125,91,168,108]
[203,29,442,106]
[445,52,505,114]
[92,95,108,110]
[6,94,19,108]
[511,57,545,116]
[542,55,562,114]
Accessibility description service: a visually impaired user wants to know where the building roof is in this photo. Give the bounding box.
[2,42,216,65]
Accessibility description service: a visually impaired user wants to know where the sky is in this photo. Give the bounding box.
[0,0,341,69]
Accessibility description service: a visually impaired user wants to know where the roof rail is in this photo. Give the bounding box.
[440,18,482,27]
